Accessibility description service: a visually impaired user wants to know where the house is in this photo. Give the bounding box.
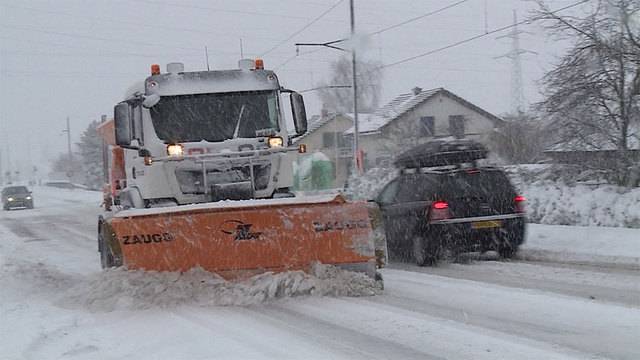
[344,87,504,169]
[293,111,354,187]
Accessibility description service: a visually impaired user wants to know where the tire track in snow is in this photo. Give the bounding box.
[367,269,639,360]
[246,304,442,360]
[387,260,640,307]
[277,296,592,360]
[172,306,374,359]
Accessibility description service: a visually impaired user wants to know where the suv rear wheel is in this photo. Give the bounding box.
[413,236,442,266]
[498,243,518,259]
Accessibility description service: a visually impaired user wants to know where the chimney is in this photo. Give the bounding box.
[412,86,422,95]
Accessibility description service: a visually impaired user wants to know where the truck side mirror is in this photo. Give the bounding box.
[114,102,133,147]
[290,92,307,136]
[142,94,160,108]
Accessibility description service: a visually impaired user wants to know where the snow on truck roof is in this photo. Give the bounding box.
[139,69,281,97]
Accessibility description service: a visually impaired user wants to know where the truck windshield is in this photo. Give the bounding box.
[149,90,280,142]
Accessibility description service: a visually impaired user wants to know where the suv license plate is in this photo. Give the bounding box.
[472,220,502,229]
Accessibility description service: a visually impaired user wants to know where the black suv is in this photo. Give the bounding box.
[2,185,34,210]
[375,140,526,265]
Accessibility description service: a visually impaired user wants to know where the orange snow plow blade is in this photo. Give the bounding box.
[102,195,382,279]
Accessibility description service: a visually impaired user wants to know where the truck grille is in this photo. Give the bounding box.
[175,164,271,194]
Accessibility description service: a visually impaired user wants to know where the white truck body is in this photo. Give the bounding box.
[114,62,306,208]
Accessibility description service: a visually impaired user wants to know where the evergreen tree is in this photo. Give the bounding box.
[76,120,103,190]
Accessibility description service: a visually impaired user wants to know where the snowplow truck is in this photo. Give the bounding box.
[97,60,385,280]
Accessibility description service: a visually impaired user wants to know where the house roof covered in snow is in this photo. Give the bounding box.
[344,87,503,135]
[294,112,351,143]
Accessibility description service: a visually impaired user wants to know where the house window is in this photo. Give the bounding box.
[322,132,335,147]
[448,115,465,138]
[418,116,435,137]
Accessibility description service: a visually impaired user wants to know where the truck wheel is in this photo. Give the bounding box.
[98,218,115,268]
[375,272,384,290]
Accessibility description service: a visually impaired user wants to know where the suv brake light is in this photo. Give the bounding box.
[514,195,526,213]
[429,201,451,222]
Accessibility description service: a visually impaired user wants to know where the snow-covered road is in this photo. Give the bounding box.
[1,187,638,359]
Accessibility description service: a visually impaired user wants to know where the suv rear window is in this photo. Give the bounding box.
[441,170,514,196]
[395,174,440,202]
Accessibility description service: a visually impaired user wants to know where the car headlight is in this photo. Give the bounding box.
[26,196,32,200]
[166,144,184,157]
[267,136,284,148]
[7,197,14,202]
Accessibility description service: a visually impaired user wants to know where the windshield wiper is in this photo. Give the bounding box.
[233,105,246,139]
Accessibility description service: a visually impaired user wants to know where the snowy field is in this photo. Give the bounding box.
[1,186,639,359]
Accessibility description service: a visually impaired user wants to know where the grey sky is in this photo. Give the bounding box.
[0,0,586,178]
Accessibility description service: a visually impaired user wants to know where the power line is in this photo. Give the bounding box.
[130,0,328,21]
[368,0,471,36]
[0,3,284,42]
[0,24,207,53]
[273,0,470,72]
[0,50,207,59]
[273,48,325,70]
[260,0,346,57]
[378,0,589,71]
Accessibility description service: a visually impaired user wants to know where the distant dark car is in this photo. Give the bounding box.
[375,140,526,265]
[2,185,34,210]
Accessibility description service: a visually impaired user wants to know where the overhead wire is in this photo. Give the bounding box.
[260,0,346,57]
[376,0,590,71]
[0,3,284,42]
[273,0,471,72]
[130,0,330,21]
[0,24,208,53]
[368,0,471,36]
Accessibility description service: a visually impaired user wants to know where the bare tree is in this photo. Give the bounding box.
[317,55,383,113]
[489,112,551,164]
[535,0,640,185]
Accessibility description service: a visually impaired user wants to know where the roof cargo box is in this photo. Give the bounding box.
[394,140,488,169]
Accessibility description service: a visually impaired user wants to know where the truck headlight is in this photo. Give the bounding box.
[166,144,184,157]
[7,197,14,202]
[268,136,284,148]
[26,196,32,200]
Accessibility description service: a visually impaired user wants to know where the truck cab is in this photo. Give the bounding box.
[112,60,308,208]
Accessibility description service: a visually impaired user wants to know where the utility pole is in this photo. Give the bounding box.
[350,0,360,174]
[293,0,360,173]
[63,116,73,180]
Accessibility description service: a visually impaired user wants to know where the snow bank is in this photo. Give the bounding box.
[9,263,381,312]
[507,165,640,228]
[522,224,640,268]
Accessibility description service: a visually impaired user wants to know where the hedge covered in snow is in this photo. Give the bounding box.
[506,165,640,228]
